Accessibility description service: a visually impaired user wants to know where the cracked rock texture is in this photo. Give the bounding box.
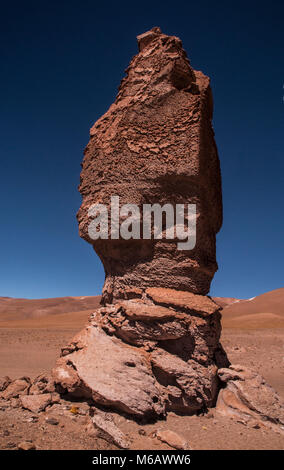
[53,28,226,419]
[52,292,228,418]
[216,365,284,433]
[77,26,222,303]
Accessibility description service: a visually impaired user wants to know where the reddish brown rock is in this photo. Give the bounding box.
[156,429,189,450]
[20,393,59,413]
[52,294,228,417]
[117,300,185,322]
[52,326,164,418]
[88,410,129,449]
[10,398,21,408]
[29,373,56,395]
[216,365,284,434]
[0,377,30,400]
[52,28,227,419]
[77,26,222,303]
[0,376,11,392]
[151,348,219,413]
[146,287,220,317]
[17,441,36,451]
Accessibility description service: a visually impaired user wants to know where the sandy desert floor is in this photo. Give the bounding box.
[0,290,283,450]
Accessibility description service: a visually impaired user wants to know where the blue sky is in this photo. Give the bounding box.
[0,0,283,299]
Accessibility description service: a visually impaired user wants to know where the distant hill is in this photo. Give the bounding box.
[221,288,284,329]
[212,297,242,308]
[1,288,283,329]
[0,295,101,322]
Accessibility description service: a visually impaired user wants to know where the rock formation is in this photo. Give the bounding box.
[77,26,222,304]
[216,365,284,434]
[1,30,284,437]
[52,27,228,419]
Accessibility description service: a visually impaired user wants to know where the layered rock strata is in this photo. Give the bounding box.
[52,289,228,418]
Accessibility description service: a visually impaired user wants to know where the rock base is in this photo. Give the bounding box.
[52,288,229,419]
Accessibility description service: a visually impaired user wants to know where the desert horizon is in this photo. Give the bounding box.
[0,287,283,450]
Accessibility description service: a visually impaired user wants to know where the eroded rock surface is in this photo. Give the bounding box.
[156,429,189,450]
[216,365,284,433]
[52,291,228,417]
[88,410,129,449]
[77,26,222,303]
[38,27,230,421]
[52,325,164,418]
[51,28,227,419]
[0,377,30,400]
[0,376,11,392]
[20,393,59,413]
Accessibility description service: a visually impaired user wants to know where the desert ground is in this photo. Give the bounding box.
[0,289,283,450]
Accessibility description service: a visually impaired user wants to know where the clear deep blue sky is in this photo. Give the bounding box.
[1,0,283,300]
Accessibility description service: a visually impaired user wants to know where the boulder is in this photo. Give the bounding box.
[29,373,56,395]
[52,293,225,417]
[151,348,218,413]
[0,377,30,399]
[20,393,59,413]
[52,326,164,418]
[216,365,284,433]
[0,376,11,392]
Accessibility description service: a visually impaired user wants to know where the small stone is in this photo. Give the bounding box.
[156,429,189,450]
[6,442,17,449]
[45,417,59,425]
[17,441,36,450]
[1,377,30,399]
[0,376,11,392]
[20,393,56,413]
[10,398,21,408]
[29,373,56,395]
[138,428,146,436]
[90,412,129,449]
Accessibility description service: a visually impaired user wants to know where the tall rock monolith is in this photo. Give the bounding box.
[52,28,229,419]
[77,26,222,304]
